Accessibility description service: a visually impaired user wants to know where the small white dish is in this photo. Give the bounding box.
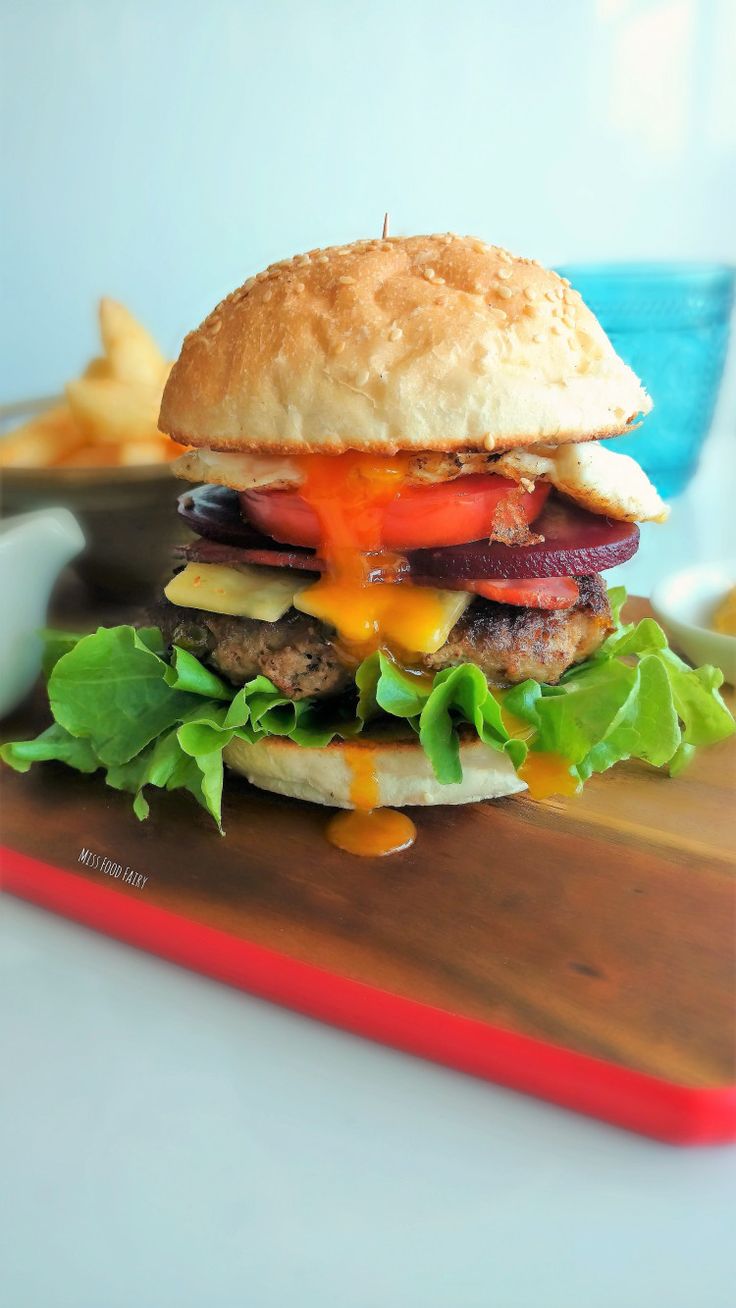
[0,507,85,717]
[651,561,736,685]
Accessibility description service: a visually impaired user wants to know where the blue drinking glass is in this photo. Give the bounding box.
[554,263,735,498]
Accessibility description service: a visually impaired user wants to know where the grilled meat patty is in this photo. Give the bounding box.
[151,574,613,700]
[152,604,352,700]
[423,575,613,684]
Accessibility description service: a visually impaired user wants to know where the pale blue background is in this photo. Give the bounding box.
[2,4,736,1305]
[2,0,735,397]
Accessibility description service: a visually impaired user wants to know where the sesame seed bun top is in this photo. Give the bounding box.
[159,235,651,454]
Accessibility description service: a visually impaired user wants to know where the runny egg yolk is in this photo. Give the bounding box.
[326,744,417,857]
[291,457,426,855]
[294,452,447,661]
[518,752,579,800]
[291,452,575,852]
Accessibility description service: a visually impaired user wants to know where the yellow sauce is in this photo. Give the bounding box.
[518,751,579,800]
[492,690,535,742]
[294,452,450,661]
[325,743,417,857]
[712,585,736,636]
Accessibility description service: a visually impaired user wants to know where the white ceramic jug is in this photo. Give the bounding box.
[0,507,85,718]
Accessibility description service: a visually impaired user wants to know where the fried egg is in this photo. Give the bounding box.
[172,441,668,524]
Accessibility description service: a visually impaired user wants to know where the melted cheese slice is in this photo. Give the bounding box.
[165,563,309,621]
[494,442,668,523]
[294,579,471,655]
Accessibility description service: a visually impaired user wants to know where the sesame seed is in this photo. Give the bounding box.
[209,318,222,335]
[355,369,370,386]
[256,271,268,282]
[496,285,513,300]
[550,324,561,335]
[295,282,306,293]
[316,255,330,264]
[388,326,403,341]
[492,308,508,321]
[560,277,571,287]
[338,275,355,285]
[244,277,256,290]
[544,290,557,302]
[334,341,346,354]
[263,289,273,302]
[295,255,311,267]
[523,287,538,302]
[434,276,446,285]
[424,267,436,278]
[497,266,512,280]
[532,333,545,343]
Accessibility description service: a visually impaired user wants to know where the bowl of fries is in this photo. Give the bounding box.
[0,299,189,601]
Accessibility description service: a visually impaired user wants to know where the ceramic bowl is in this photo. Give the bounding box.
[1,400,189,602]
[651,562,736,685]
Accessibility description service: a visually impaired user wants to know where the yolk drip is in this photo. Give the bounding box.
[325,743,417,857]
[494,692,576,801]
[518,752,579,800]
[343,742,380,809]
[492,690,535,742]
[295,452,446,660]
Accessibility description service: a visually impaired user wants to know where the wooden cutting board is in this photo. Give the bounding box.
[2,600,735,1143]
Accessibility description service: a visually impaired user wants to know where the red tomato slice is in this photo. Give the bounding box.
[461,576,581,609]
[241,476,549,550]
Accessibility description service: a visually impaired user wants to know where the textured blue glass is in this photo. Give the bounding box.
[554,264,735,498]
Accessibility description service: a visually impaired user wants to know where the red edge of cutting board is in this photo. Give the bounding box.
[2,843,735,1146]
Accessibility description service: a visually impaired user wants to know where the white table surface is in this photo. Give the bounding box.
[1,426,735,1308]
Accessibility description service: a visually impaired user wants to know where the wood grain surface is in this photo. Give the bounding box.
[2,599,735,1089]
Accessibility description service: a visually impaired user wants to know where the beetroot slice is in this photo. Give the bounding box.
[407,498,639,579]
[178,484,638,581]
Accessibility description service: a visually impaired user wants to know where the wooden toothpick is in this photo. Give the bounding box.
[382,212,390,239]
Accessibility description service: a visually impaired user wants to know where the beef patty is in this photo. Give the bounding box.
[150,575,613,700]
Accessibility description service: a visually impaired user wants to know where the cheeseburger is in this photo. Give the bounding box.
[5,235,733,852]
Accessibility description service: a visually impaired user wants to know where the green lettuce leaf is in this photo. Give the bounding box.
[1,588,733,829]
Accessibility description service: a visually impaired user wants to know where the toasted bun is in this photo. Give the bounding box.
[223,734,526,808]
[160,235,651,455]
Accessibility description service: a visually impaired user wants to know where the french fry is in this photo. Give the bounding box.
[99,297,169,388]
[57,443,122,468]
[117,438,180,466]
[1,298,176,468]
[65,377,163,444]
[82,355,112,380]
[0,405,85,468]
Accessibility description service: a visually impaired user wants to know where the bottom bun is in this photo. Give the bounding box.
[223,734,527,809]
